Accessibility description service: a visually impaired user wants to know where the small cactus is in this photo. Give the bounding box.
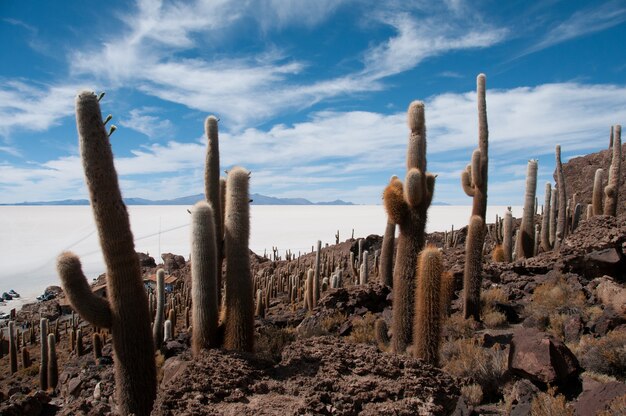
[93,333,103,359]
[555,145,567,249]
[503,208,513,262]
[8,321,17,374]
[48,333,58,390]
[541,183,552,252]
[413,246,443,365]
[39,318,49,390]
[592,169,604,216]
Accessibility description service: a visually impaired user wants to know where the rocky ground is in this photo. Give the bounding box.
[1,148,625,415]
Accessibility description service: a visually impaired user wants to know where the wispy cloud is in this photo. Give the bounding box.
[119,108,174,139]
[2,82,624,204]
[522,0,626,57]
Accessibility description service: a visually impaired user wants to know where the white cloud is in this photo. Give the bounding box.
[3,82,623,205]
[119,107,174,139]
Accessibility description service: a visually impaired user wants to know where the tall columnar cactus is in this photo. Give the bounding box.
[223,167,254,352]
[305,269,314,311]
[549,189,557,247]
[461,74,489,220]
[517,160,538,259]
[39,318,49,390]
[555,145,567,249]
[604,125,622,216]
[541,183,552,252]
[461,74,489,320]
[592,169,604,216]
[463,216,485,320]
[380,201,396,287]
[503,208,513,262]
[205,116,224,302]
[383,101,435,353]
[153,269,165,349]
[57,91,156,416]
[190,201,219,355]
[360,251,369,285]
[93,333,103,359]
[413,246,442,365]
[48,333,58,390]
[8,321,17,374]
[314,240,321,307]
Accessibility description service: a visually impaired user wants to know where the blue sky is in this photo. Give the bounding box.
[1,0,625,205]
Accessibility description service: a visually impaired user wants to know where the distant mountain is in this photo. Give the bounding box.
[3,193,356,206]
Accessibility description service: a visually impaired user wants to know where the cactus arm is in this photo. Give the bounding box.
[383,178,408,224]
[425,173,436,208]
[407,101,426,172]
[461,168,475,196]
[404,168,424,208]
[57,252,112,329]
[471,149,482,187]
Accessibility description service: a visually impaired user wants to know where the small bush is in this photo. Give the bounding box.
[483,311,507,329]
[320,311,347,333]
[256,326,296,362]
[530,389,573,416]
[461,384,483,406]
[441,338,509,394]
[443,313,479,341]
[576,330,626,380]
[349,313,377,345]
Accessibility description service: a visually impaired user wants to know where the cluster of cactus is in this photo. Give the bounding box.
[383,101,435,353]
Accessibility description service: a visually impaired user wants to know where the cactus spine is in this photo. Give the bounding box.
[8,321,17,374]
[223,167,254,352]
[413,246,442,365]
[153,268,165,349]
[205,116,224,303]
[47,333,58,390]
[380,219,395,287]
[592,169,604,216]
[604,125,621,216]
[39,318,48,390]
[57,91,156,416]
[190,201,219,355]
[383,101,435,353]
[541,183,552,252]
[555,145,567,249]
[463,216,485,320]
[517,160,538,259]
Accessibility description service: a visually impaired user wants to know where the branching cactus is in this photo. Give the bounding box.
[223,167,254,352]
[555,145,567,249]
[205,116,224,302]
[541,183,552,252]
[604,125,622,216]
[153,269,165,349]
[190,201,219,355]
[57,91,156,416]
[461,74,489,320]
[413,246,442,365]
[592,169,604,216]
[383,101,435,353]
[517,160,538,259]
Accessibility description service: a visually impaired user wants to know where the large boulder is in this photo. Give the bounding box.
[509,328,580,385]
[573,374,626,416]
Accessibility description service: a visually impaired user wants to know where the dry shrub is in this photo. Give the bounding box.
[349,313,377,344]
[597,394,626,416]
[320,311,347,333]
[443,313,480,341]
[441,338,509,393]
[461,384,483,406]
[256,326,296,362]
[483,311,507,329]
[575,330,626,380]
[530,388,573,416]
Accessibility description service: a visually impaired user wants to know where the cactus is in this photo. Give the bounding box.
[21,346,31,369]
[541,183,552,252]
[555,145,567,249]
[48,333,58,390]
[517,160,538,259]
[549,189,557,247]
[492,245,505,262]
[360,250,369,285]
[164,320,172,342]
[190,201,219,355]
[205,116,224,303]
[8,321,17,374]
[463,216,485,320]
[586,204,593,220]
[374,318,390,349]
[314,240,321,307]
[93,333,103,359]
[413,246,442,365]
[604,125,622,216]
[592,169,604,216]
[39,318,48,390]
[56,91,156,416]
[223,167,254,352]
[440,271,454,318]
[153,269,165,349]
[76,328,84,356]
[305,269,314,312]
[383,101,435,353]
[503,208,513,262]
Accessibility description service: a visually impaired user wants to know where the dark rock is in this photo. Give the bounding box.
[161,357,190,388]
[587,306,626,336]
[563,315,583,342]
[494,302,522,323]
[162,340,186,359]
[161,253,186,271]
[137,252,156,268]
[68,377,82,397]
[338,320,353,336]
[482,332,512,349]
[508,379,540,416]
[583,248,625,279]
[522,314,549,330]
[509,327,580,385]
[573,375,626,416]
[98,356,113,366]
[452,396,472,415]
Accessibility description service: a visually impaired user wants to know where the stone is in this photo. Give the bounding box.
[161,357,190,388]
[509,327,580,384]
[93,382,101,400]
[563,315,583,342]
[508,379,540,416]
[68,377,82,397]
[583,248,624,279]
[573,375,626,416]
[587,307,625,336]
